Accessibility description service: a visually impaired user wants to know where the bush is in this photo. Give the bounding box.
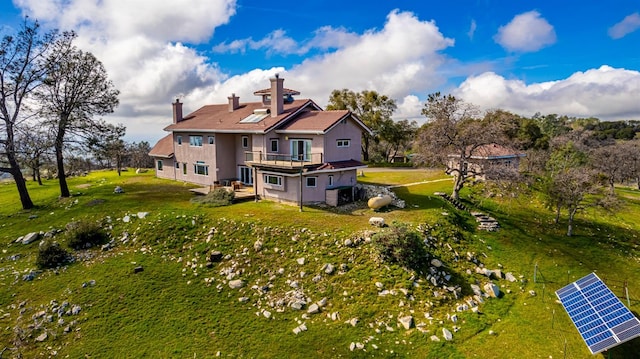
[191,188,235,207]
[66,220,109,249]
[372,223,429,271]
[36,242,71,269]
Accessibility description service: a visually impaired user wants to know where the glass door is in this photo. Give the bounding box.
[290,139,311,162]
[239,166,253,185]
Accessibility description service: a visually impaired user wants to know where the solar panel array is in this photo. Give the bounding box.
[556,272,640,354]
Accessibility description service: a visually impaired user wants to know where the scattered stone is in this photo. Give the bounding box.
[209,251,223,262]
[137,212,149,219]
[344,238,353,247]
[324,263,335,274]
[330,312,340,321]
[317,297,328,307]
[296,257,305,265]
[290,301,305,310]
[348,318,359,327]
[262,310,271,319]
[349,342,356,351]
[228,279,245,289]
[123,215,131,223]
[505,272,517,282]
[442,328,453,341]
[529,290,537,297]
[489,330,496,335]
[307,303,320,314]
[35,332,48,342]
[375,282,384,289]
[133,266,144,274]
[431,259,443,268]
[22,232,40,245]
[23,270,37,281]
[398,315,414,330]
[292,323,307,334]
[493,269,503,279]
[238,297,249,303]
[470,284,482,297]
[430,335,441,342]
[114,186,124,193]
[71,305,81,315]
[253,240,263,252]
[484,283,500,298]
[369,217,385,227]
[450,314,458,323]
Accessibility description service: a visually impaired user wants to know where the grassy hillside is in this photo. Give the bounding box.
[0,169,639,358]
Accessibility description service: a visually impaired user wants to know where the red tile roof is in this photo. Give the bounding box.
[148,134,174,158]
[164,99,316,133]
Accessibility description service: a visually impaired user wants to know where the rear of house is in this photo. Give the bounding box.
[149,76,371,206]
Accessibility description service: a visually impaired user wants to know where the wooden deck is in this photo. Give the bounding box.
[189,186,257,201]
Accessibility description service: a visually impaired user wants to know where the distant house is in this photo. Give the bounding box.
[149,75,371,206]
[447,143,525,180]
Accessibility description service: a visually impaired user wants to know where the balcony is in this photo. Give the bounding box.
[245,151,324,169]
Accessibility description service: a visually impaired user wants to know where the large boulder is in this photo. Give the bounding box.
[484,282,500,298]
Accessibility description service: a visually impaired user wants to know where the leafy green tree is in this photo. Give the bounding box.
[326,89,396,161]
[38,31,119,197]
[87,123,127,175]
[414,92,502,200]
[374,119,418,162]
[590,142,635,195]
[0,20,58,209]
[128,141,154,169]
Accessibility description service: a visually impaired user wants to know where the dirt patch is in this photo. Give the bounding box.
[76,184,92,189]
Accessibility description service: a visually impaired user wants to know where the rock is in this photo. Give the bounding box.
[484,283,500,298]
[253,240,263,252]
[307,303,320,314]
[324,263,335,274]
[349,342,356,351]
[431,258,443,268]
[22,232,40,245]
[489,330,496,335]
[398,315,413,330]
[430,335,441,342]
[123,215,131,223]
[375,282,384,289]
[330,312,340,321]
[505,272,517,282]
[348,317,359,327]
[23,270,37,281]
[470,284,482,297]
[369,217,385,227]
[529,290,537,296]
[114,186,124,193]
[344,238,353,247]
[296,257,305,265]
[238,297,249,303]
[35,332,48,342]
[451,314,458,323]
[290,301,305,310]
[137,212,149,219]
[317,297,328,307]
[209,251,223,262]
[442,328,453,341]
[133,266,144,274]
[71,305,81,315]
[262,310,271,319]
[228,279,245,289]
[493,269,503,279]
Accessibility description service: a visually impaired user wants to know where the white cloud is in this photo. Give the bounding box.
[286,10,454,107]
[13,0,236,142]
[608,12,640,39]
[468,19,477,40]
[213,29,299,55]
[494,11,556,52]
[455,66,640,121]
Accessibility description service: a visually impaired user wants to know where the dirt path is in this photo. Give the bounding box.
[388,177,452,189]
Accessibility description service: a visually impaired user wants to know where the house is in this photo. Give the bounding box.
[447,143,525,180]
[149,75,371,206]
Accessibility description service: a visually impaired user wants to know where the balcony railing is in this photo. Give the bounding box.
[245,151,323,168]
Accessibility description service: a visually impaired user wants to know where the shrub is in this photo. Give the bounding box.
[66,220,109,249]
[191,188,235,207]
[36,242,71,269]
[372,223,429,271]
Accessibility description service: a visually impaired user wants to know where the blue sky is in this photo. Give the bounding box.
[2,0,640,143]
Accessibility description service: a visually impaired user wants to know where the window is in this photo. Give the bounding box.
[189,135,203,147]
[337,139,350,148]
[175,162,180,169]
[182,163,187,175]
[306,177,317,187]
[208,136,215,145]
[194,161,208,175]
[239,166,253,185]
[157,160,163,171]
[242,136,249,148]
[270,139,279,152]
[177,136,182,145]
[291,139,312,161]
[328,175,334,187]
[264,174,282,186]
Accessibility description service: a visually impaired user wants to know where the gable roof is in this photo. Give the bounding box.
[163,99,322,134]
[148,134,174,158]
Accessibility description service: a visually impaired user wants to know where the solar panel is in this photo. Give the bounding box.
[556,272,640,354]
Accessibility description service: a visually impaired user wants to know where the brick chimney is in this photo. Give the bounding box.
[270,74,284,117]
[228,93,240,112]
[172,99,183,123]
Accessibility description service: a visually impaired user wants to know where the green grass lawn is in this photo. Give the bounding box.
[0,169,639,358]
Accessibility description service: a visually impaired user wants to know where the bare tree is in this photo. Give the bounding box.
[15,125,54,185]
[414,92,502,200]
[0,20,57,209]
[38,31,119,197]
[590,142,635,194]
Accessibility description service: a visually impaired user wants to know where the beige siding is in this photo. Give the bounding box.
[323,118,362,162]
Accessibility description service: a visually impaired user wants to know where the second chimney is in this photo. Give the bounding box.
[172,99,183,123]
[228,93,240,112]
[270,74,284,117]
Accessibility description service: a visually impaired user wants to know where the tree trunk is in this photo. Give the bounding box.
[361,134,370,162]
[451,174,464,200]
[554,202,561,224]
[6,152,34,209]
[55,126,70,198]
[567,207,577,237]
